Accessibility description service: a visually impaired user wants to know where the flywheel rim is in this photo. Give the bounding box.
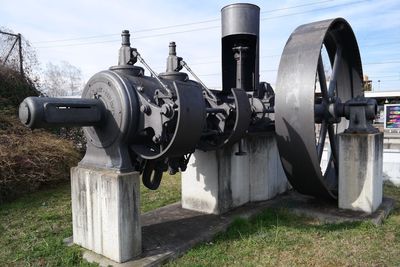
[275,18,363,200]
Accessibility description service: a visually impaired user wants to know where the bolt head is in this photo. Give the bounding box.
[140,105,151,115]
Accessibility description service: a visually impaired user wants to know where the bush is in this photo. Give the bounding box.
[0,65,81,203]
[54,127,87,155]
[0,113,81,204]
[0,65,39,108]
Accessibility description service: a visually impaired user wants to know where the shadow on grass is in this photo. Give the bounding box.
[213,183,399,245]
[219,208,365,242]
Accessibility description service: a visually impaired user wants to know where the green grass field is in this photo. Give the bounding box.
[0,174,181,266]
[172,184,400,266]
[1,176,399,266]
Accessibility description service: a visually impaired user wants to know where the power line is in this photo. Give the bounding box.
[195,59,400,69]
[34,0,370,48]
[191,61,400,78]
[260,0,369,21]
[36,25,221,48]
[133,26,219,40]
[32,0,335,44]
[362,41,400,47]
[36,39,120,49]
[369,75,400,79]
[151,56,400,70]
[34,0,367,49]
[198,69,278,77]
[152,54,281,69]
[261,0,335,14]
[30,3,400,83]
[364,60,400,65]
[377,79,400,82]
[32,33,119,44]
[36,0,370,49]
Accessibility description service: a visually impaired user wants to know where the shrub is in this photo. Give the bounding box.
[0,65,39,108]
[0,114,81,203]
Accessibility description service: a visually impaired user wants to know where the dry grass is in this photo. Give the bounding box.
[0,112,80,203]
[0,63,64,202]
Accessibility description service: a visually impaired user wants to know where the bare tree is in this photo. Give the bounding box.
[43,61,83,97]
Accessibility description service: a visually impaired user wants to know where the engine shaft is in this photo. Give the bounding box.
[19,97,105,129]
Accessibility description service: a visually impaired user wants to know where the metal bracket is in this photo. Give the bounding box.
[343,96,379,134]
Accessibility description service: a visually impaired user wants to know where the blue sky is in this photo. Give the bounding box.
[0,0,399,91]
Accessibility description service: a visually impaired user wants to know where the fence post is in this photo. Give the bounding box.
[18,33,23,76]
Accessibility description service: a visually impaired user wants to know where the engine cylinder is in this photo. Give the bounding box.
[221,3,260,93]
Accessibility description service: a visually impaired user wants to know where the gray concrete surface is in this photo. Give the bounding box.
[182,133,287,214]
[322,132,400,186]
[82,191,395,267]
[71,166,141,263]
[338,132,383,213]
[280,192,394,226]
[383,149,400,186]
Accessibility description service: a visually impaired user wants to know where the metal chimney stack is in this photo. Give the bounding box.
[221,3,260,93]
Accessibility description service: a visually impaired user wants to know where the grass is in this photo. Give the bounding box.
[0,173,181,266]
[170,183,400,266]
[1,178,399,266]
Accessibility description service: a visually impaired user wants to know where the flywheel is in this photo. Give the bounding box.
[275,18,363,200]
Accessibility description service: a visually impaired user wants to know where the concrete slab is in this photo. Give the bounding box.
[82,200,277,267]
[275,192,395,226]
[82,191,395,267]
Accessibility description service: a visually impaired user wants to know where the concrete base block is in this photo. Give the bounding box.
[71,166,141,263]
[338,132,383,214]
[247,134,288,202]
[182,133,287,214]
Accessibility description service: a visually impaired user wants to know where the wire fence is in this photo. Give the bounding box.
[0,28,41,107]
[0,27,40,81]
[0,29,23,76]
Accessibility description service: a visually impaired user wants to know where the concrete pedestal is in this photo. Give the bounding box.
[182,133,287,214]
[338,132,383,213]
[71,166,141,263]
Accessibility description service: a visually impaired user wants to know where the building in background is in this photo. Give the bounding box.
[365,91,400,132]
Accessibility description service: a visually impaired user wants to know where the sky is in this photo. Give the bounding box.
[0,0,399,92]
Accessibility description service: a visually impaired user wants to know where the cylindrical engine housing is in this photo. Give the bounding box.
[221,3,260,93]
[19,97,105,129]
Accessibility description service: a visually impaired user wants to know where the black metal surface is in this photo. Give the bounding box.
[342,96,378,133]
[19,97,104,129]
[18,7,276,190]
[142,160,164,190]
[130,80,206,160]
[221,3,259,93]
[223,88,252,146]
[82,70,140,149]
[275,18,363,200]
